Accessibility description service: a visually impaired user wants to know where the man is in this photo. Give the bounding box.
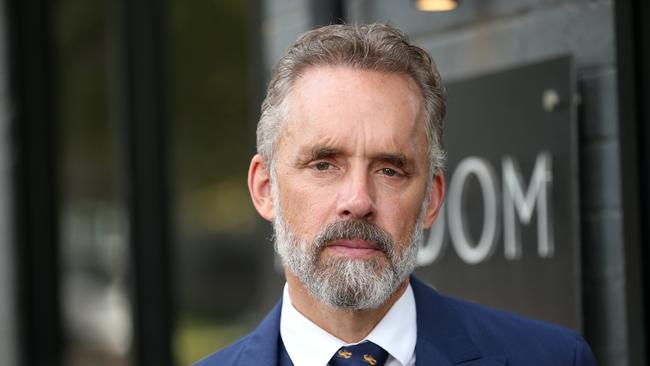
[196,23,596,366]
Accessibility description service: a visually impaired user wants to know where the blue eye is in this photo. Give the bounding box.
[315,162,331,171]
[382,168,397,176]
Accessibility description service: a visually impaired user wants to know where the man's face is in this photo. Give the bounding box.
[258,66,442,309]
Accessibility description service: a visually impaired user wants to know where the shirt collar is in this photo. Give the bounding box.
[279,283,417,366]
[280,284,345,366]
[365,283,416,366]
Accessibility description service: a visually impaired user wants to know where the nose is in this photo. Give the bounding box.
[337,169,376,220]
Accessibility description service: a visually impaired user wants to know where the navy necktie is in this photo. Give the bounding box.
[329,341,389,366]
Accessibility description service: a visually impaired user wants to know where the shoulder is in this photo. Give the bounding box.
[449,296,595,364]
[444,292,583,343]
[192,335,250,366]
[192,299,284,366]
[411,277,596,365]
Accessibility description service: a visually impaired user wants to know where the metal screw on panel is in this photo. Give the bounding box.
[542,89,560,112]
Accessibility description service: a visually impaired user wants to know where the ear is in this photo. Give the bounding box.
[423,172,446,229]
[248,154,275,221]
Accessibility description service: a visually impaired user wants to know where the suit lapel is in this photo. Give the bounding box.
[234,300,284,366]
[411,277,506,366]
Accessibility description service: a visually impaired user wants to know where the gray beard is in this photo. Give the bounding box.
[272,189,424,310]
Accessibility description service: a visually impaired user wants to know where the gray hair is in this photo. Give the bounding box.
[257,23,447,175]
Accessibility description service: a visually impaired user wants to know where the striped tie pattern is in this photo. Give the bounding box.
[329,341,389,366]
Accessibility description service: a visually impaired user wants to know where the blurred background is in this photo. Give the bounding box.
[0,0,648,365]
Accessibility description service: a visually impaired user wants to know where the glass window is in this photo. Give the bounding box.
[54,0,131,364]
[166,0,284,364]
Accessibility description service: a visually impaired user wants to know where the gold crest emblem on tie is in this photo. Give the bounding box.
[363,354,378,365]
[338,349,352,359]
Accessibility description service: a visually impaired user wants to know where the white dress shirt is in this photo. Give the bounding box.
[280,283,417,366]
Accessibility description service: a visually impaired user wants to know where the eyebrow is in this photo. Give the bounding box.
[374,153,408,168]
[309,146,341,160]
[295,146,342,165]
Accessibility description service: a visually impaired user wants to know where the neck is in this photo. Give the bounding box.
[285,270,409,344]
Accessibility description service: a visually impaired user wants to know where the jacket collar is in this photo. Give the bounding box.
[233,299,284,366]
[410,276,506,365]
[235,277,506,366]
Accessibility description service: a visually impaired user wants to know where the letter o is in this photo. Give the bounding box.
[447,157,499,264]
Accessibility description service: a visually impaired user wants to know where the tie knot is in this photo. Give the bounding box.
[329,341,388,366]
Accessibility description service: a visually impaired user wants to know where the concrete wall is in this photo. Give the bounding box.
[579,68,627,366]
[347,0,614,81]
[261,0,311,74]
[0,0,17,365]
[260,0,626,364]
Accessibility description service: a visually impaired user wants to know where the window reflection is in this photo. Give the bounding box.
[55,0,131,364]
[167,0,283,364]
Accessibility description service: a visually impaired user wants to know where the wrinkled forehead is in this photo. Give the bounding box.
[289,67,424,124]
[277,66,429,162]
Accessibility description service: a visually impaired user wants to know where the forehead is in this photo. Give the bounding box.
[280,66,428,158]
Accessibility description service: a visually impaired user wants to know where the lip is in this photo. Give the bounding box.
[325,239,382,259]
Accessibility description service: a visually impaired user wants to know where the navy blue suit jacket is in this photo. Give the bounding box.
[195,276,597,365]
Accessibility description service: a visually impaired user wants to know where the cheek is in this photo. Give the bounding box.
[278,181,332,238]
[378,191,424,239]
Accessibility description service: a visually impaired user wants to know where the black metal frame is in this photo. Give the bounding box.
[7,0,62,364]
[117,0,173,364]
[614,0,650,364]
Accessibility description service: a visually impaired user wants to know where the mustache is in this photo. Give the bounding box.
[313,219,395,256]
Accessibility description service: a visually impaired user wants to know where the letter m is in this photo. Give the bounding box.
[502,152,553,260]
